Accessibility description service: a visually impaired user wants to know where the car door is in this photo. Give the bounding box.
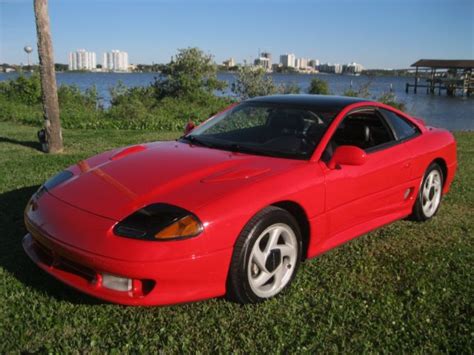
[320,108,414,243]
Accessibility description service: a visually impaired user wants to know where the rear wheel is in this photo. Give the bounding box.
[227,207,302,304]
[411,163,443,221]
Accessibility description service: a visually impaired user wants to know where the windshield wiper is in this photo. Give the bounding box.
[220,143,290,158]
[179,135,215,149]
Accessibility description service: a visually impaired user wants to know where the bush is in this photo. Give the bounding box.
[378,92,406,111]
[232,66,277,99]
[279,82,301,94]
[308,77,330,95]
[231,66,300,99]
[0,70,233,131]
[0,73,41,105]
[154,47,225,100]
[342,80,405,110]
[342,89,359,97]
[0,96,42,125]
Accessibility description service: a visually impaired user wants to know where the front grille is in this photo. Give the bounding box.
[26,218,97,283]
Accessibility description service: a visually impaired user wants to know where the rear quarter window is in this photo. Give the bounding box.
[381,109,420,141]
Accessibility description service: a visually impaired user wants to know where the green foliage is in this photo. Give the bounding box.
[279,82,301,94]
[0,122,472,353]
[0,96,42,125]
[154,47,225,99]
[232,66,277,99]
[0,66,232,131]
[308,77,330,95]
[0,73,42,105]
[232,66,301,99]
[54,63,69,72]
[378,92,406,111]
[343,89,359,97]
[343,81,372,99]
[342,80,405,110]
[58,84,100,110]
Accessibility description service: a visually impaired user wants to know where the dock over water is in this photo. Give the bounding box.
[406,59,474,96]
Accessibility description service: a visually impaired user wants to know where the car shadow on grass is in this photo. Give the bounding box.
[0,185,104,305]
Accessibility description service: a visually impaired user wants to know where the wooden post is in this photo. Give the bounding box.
[34,0,63,153]
[430,68,436,94]
[414,66,418,94]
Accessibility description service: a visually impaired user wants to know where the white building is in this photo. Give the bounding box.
[280,53,296,68]
[309,59,320,68]
[333,63,343,74]
[222,58,236,68]
[320,63,343,74]
[345,62,364,74]
[68,49,96,71]
[254,57,271,70]
[103,50,129,72]
[296,58,309,70]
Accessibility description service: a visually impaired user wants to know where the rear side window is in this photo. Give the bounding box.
[381,109,419,141]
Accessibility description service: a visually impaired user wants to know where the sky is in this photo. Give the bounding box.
[0,0,473,69]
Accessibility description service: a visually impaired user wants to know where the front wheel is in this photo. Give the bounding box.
[227,207,302,304]
[411,163,444,221]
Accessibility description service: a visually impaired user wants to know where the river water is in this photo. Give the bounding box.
[1,72,472,131]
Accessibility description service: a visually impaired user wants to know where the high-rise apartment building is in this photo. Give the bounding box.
[309,59,320,68]
[296,58,309,69]
[103,50,129,72]
[345,62,364,74]
[68,49,96,71]
[280,53,296,68]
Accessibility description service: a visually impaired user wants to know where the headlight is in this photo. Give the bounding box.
[113,203,203,241]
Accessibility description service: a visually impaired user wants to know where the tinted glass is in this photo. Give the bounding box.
[381,109,419,140]
[182,103,339,160]
[333,111,394,150]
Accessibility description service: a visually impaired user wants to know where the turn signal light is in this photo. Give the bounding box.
[154,215,203,240]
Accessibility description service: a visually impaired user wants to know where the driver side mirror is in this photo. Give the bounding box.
[328,145,367,170]
[184,120,195,135]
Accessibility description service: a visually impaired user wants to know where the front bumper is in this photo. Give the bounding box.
[23,217,233,306]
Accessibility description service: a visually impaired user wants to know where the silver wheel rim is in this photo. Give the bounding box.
[421,170,442,218]
[247,223,298,298]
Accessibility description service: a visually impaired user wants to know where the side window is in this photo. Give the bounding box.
[332,111,394,150]
[381,109,419,141]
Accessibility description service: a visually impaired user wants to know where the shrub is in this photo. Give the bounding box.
[378,92,406,111]
[0,73,41,105]
[232,66,277,99]
[278,82,301,94]
[308,77,329,95]
[154,47,225,100]
[343,89,359,97]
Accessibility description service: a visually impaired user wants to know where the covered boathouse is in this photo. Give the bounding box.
[406,59,474,96]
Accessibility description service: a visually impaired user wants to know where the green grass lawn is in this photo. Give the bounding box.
[0,122,472,353]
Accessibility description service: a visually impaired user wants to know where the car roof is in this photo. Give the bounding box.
[245,94,374,111]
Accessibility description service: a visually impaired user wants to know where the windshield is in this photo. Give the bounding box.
[181,102,339,160]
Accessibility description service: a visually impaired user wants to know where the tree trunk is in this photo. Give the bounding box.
[34,0,63,153]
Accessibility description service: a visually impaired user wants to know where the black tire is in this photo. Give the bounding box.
[410,162,444,222]
[226,206,302,304]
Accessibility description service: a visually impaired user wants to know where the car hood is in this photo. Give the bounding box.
[49,141,302,220]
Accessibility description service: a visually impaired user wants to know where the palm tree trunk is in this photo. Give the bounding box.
[34,0,63,153]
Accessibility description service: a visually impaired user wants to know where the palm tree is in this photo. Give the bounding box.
[34,0,63,153]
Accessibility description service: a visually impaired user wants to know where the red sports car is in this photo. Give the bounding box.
[23,95,457,305]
